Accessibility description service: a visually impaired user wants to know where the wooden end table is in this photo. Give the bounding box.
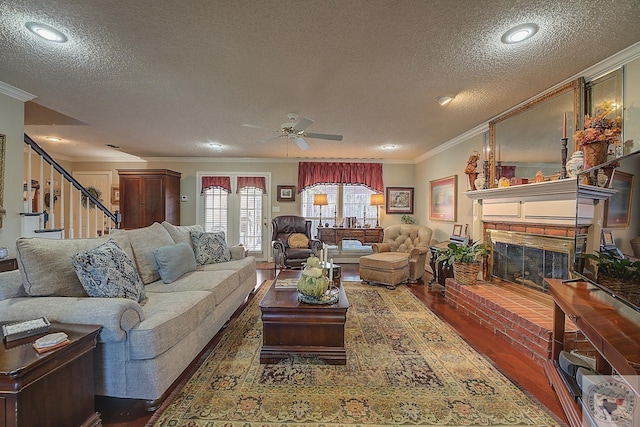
[259,270,349,365]
[0,323,102,427]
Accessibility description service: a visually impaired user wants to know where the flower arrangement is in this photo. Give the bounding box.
[297,256,332,302]
[573,101,621,148]
[401,214,416,224]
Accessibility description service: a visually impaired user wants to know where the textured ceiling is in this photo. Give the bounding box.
[1,0,639,161]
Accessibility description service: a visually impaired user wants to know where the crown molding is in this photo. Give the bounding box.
[414,122,487,164]
[0,81,36,102]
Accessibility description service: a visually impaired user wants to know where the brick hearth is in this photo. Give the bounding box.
[444,279,594,365]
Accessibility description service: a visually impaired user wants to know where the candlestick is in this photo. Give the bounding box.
[498,144,501,162]
[562,112,567,139]
[560,137,568,179]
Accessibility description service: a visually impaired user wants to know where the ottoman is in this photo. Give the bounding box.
[359,252,409,290]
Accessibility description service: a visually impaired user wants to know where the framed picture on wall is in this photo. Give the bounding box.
[111,187,120,204]
[430,175,457,222]
[385,187,414,214]
[277,185,296,202]
[604,170,633,227]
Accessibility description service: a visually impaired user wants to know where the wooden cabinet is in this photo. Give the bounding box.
[0,259,17,273]
[118,169,181,229]
[316,227,383,246]
[543,279,640,427]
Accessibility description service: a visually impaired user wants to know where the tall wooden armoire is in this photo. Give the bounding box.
[117,169,181,229]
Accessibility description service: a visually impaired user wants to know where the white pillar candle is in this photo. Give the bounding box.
[329,258,333,281]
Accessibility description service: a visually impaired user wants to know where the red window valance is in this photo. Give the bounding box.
[237,176,267,194]
[201,176,231,194]
[298,162,383,193]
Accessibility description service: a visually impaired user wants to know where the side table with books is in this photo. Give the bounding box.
[1,322,102,427]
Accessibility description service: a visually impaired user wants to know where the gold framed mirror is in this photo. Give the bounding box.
[488,77,585,187]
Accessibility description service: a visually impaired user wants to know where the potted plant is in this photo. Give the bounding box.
[584,249,640,283]
[435,238,488,285]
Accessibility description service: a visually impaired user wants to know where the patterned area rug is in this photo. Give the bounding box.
[151,282,560,426]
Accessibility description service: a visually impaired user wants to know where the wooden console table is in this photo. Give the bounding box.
[316,227,383,246]
[543,279,640,427]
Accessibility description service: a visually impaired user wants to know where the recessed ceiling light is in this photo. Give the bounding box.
[25,22,68,43]
[209,142,223,148]
[382,144,396,150]
[501,23,539,44]
[46,136,62,141]
[436,95,454,106]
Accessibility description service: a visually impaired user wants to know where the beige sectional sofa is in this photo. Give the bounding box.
[0,221,256,407]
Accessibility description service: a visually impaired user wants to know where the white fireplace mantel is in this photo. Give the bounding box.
[465,179,616,241]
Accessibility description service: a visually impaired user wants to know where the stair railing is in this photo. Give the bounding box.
[24,133,121,238]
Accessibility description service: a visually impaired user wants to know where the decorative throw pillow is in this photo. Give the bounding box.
[153,243,197,283]
[71,239,146,302]
[190,230,231,265]
[288,233,309,248]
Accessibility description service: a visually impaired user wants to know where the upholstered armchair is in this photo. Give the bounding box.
[272,215,323,270]
[370,224,433,283]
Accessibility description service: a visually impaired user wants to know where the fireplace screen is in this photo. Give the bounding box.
[489,231,573,292]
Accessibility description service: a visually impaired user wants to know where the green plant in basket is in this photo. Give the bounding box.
[435,238,488,265]
[584,249,640,281]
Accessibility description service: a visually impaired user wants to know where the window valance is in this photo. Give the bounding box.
[298,162,383,193]
[201,176,231,194]
[237,176,267,194]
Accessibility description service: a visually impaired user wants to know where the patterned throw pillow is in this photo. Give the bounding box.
[190,230,231,265]
[71,239,146,302]
[288,233,309,248]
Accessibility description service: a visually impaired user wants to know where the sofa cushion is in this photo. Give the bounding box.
[128,290,213,360]
[198,257,256,289]
[16,236,117,297]
[145,269,238,306]
[190,230,231,265]
[161,222,203,249]
[72,239,146,302]
[153,243,197,284]
[287,232,309,248]
[111,222,175,284]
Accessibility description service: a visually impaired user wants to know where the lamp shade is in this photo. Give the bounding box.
[370,193,385,206]
[313,193,328,206]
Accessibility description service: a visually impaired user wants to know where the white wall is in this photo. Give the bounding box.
[0,93,25,256]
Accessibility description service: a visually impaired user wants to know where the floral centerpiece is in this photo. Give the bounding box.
[573,101,621,171]
[297,256,337,304]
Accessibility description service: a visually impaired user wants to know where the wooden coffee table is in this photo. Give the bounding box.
[259,270,349,365]
[0,322,101,427]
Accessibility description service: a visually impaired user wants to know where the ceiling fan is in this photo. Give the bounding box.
[255,113,343,150]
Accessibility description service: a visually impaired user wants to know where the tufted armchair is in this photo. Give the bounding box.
[370,224,433,283]
[272,215,323,271]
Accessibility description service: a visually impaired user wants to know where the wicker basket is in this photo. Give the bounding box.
[453,262,481,286]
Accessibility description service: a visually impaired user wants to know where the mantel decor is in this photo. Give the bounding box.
[276,185,295,202]
[574,101,622,174]
[385,187,414,214]
[430,175,457,222]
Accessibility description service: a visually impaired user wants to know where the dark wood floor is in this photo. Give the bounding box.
[97,265,567,426]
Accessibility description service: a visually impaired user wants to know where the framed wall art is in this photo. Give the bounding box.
[277,185,296,202]
[604,170,633,228]
[430,175,457,222]
[111,187,120,204]
[385,187,414,214]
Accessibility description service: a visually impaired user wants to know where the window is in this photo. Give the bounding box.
[203,187,228,235]
[301,184,377,229]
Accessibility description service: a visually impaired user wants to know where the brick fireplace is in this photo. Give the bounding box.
[443,180,615,364]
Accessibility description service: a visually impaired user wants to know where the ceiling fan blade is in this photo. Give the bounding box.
[294,137,310,151]
[242,123,265,129]
[256,135,281,144]
[305,132,343,141]
[292,117,314,132]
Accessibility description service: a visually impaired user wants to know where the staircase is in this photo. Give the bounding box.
[23,133,121,238]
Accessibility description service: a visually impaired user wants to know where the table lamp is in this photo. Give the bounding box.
[370,193,385,227]
[314,194,328,227]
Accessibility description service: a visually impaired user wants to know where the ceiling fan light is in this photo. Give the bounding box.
[436,96,454,106]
